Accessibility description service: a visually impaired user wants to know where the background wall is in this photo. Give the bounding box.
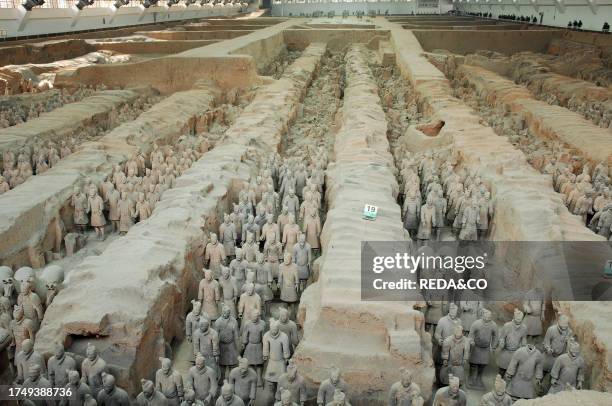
[0,4,246,38]
[455,0,612,32]
[270,0,454,17]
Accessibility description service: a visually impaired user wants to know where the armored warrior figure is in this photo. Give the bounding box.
[317,367,349,406]
[86,186,106,240]
[263,320,291,392]
[219,267,238,318]
[22,364,51,403]
[238,283,262,322]
[441,325,469,385]
[17,279,43,331]
[61,370,92,406]
[205,233,226,278]
[193,318,220,376]
[214,305,240,380]
[467,309,498,389]
[136,379,168,406]
[264,232,283,280]
[522,286,545,340]
[47,342,76,388]
[198,269,221,321]
[548,341,585,394]
[388,368,422,406]
[302,211,321,252]
[434,304,461,365]
[241,232,259,264]
[15,339,46,384]
[81,344,107,397]
[279,252,299,317]
[277,308,299,354]
[155,357,184,406]
[432,375,466,406]
[241,310,266,386]
[229,248,247,293]
[543,314,573,373]
[72,187,88,233]
[97,373,129,406]
[497,309,527,376]
[282,215,300,253]
[9,305,34,355]
[215,380,244,406]
[275,360,306,406]
[505,344,544,400]
[220,214,238,258]
[185,353,217,404]
[229,357,257,405]
[292,234,312,292]
[417,196,436,241]
[480,375,513,406]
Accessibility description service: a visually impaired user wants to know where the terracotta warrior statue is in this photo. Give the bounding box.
[185,353,217,405]
[238,283,262,322]
[548,341,585,394]
[97,373,130,405]
[543,314,573,374]
[47,341,76,388]
[417,195,436,241]
[302,211,321,253]
[214,305,240,380]
[117,191,135,235]
[155,357,184,405]
[263,231,283,281]
[72,186,88,233]
[193,318,220,377]
[87,186,106,240]
[22,364,51,395]
[229,357,257,405]
[434,303,461,365]
[219,266,238,318]
[440,324,469,385]
[241,309,266,387]
[277,307,299,355]
[480,374,513,406]
[229,248,247,293]
[136,378,168,406]
[497,308,527,376]
[317,367,349,406]
[204,233,226,278]
[106,183,121,233]
[279,252,299,318]
[220,214,237,259]
[9,305,35,355]
[215,380,244,406]
[17,279,43,331]
[241,231,259,264]
[15,338,46,384]
[275,360,307,406]
[432,375,466,406]
[198,269,221,321]
[292,233,312,292]
[63,370,93,406]
[388,368,423,406]
[282,215,300,253]
[81,343,107,397]
[522,285,545,341]
[467,309,498,389]
[263,320,291,394]
[505,343,543,400]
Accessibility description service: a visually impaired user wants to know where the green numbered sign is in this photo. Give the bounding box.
[363,204,378,221]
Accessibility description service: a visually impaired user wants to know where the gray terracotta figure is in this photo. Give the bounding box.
[81,344,107,398]
[22,363,51,403]
[282,215,300,252]
[277,308,299,354]
[292,234,312,292]
[198,269,221,321]
[229,357,257,405]
[136,379,169,406]
[219,267,238,318]
[230,248,247,293]
[263,232,283,280]
[434,303,461,365]
[505,344,543,400]
[205,233,226,279]
[15,339,46,384]
[467,309,498,389]
[155,357,184,405]
[96,373,129,406]
[214,305,240,379]
[302,211,321,251]
[275,389,298,406]
[61,370,92,406]
[241,232,259,263]
[186,300,203,360]
[282,189,300,222]
[241,309,266,386]
[242,217,260,246]
[263,320,291,392]
[548,341,585,394]
[10,305,35,355]
[180,389,204,406]
[479,374,512,406]
[417,195,436,240]
[87,186,106,240]
[522,286,545,340]
[47,341,76,387]
[432,375,466,406]
[238,283,262,322]
[497,309,527,376]
[543,314,573,372]
[275,360,306,406]
[220,214,238,258]
[388,368,422,406]
[117,191,135,235]
[279,252,299,317]
[72,187,88,233]
[193,318,220,377]
[215,380,244,406]
[17,279,43,330]
[317,367,349,406]
[459,197,479,241]
[185,353,217,404]
[440,324,469,385]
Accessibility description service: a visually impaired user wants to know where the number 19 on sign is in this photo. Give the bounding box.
[363,204,378,221]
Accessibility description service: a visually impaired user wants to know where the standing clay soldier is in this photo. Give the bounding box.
[193,318,220,376]
[279,252,299,317]
[522,286,545,341]
[417,196,436,241]
[277,308,299,354]
[261,214,280,245]
[459,198,479,241]
[214,305,240,380]
[478,192,493,240]
[15,339,46,384]
[292,234,312,292]
[229,357,258,405]
[302,211,321,253]
[276,360,306,406]
[117,191,135,235]
[238,283,261,321]
[497,309,527,376]
[22,364,51,402]
[432,375,466,406]
[186,300,204,361]
[505,343,544,400]
[282,215,300,253]
[220,214,237,258]
[241,310,266,387]
[241,232,259,263]
[277,207,291,238]
[388,368,422,406]
[185,353,217,404]
[87,187,106,240]
[97,373,129,406]
[215,380,244,406]
[480,374,513,406]
[467,309,498,389]
[434,304,461,364]
[136,379,168,406]
[72,187,88,233]
[155,357,184,406]
[135,193,152,222]
[441,325,469,385]
[219,267,238,318]
[543,314,573,373]
[62,370,93,406]
[230,248,247,293]
[17,279,44,330]
[264,231,283,280]
[47,342,76,387]
[81,344,107,397]
[242,216,260,244]
[106,183,121,233]
[9,305,35,355]
[263,320,291,392]
[548,341,585,394]
[403,189,421,237]
[198,269,221,321]
[282,189,300,222]
[205,233,226,278]
[317,367,349,406]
